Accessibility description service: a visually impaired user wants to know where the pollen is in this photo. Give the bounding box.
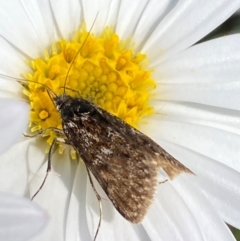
[23,24,156,154]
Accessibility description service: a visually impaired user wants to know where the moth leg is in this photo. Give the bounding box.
[159,179,168,185]
[31,138,57,200]
[85,166,102,241]
[60,86,80,96]
[24,127,64,138]
[31,136,72,200]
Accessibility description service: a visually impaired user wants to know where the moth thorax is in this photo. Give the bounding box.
[77,101,94,114]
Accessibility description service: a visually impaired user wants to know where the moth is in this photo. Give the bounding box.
[52,93,193,225]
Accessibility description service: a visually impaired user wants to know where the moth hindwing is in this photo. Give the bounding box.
[53,94,193,223]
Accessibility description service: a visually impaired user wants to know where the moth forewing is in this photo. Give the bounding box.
[53,94,193,223]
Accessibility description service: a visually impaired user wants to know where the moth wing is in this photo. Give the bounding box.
[88,150,159,223]
[93,105,193,179]
[62,99,192,222]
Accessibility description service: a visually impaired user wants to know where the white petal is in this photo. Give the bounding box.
[132,0,177,52]
[152,36,240,110]
[141,116,240,171]
[49,0,82,39]
[143,180,203,241]
[0,138,45,195]
[81,0,116,35]
[154,34,240,84]
[0,27,31,100]
[86,174,149,241]
[115,0,150,40]
[0,79,22,99]
[20,0,60,48]
[0,0,56,58]
[0,36,30,79]
[173,176,235,241]
[103,0,121,27]
[151,101,240,135]
[81,0,161,39]
[0,192,48,241]
[154,81,240,111]
[65,161,91,241]
[204,8,240,38]
[159,141,240,229]
[0,99,29,155]
[142,0,240,65]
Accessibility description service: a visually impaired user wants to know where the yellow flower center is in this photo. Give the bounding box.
[23,24,156,154]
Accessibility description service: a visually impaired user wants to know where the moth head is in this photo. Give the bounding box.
[53,94,70,110]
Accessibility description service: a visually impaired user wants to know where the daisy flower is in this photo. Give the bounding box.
[0,0,240,241]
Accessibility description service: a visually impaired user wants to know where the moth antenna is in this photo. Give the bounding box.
[0,73,26,81]
[63,11,99,94]
[85,166,102,241]
[0,65,58,102]
[46,88,57,108]
[0,73,58,99]
[18,79,57,99]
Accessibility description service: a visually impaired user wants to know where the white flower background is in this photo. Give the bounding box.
[0,0,240,241]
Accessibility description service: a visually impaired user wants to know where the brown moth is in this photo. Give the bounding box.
[52,94,192,225]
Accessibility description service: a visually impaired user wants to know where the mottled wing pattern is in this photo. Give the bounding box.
[57,95,192,223]
[93,103,193,180]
